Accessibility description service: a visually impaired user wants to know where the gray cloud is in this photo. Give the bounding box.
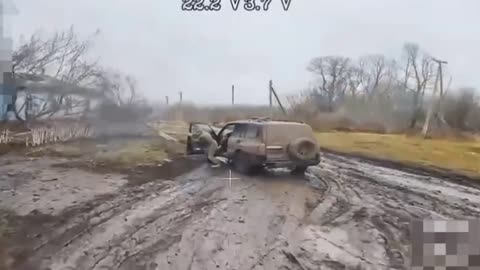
[12,0,480,104]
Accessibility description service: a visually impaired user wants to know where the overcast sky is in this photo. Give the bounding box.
[9,0,480,105]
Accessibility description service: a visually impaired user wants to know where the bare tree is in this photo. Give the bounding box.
[345,54,398,102]
[402,43,435,128]
[12,26,103,122]
[358,55,398,98]
[444,88,477,130]
[13,26,101,83]
[95,71,151,122]
[307,56,350,112]
[345,65,364,99]
[97,71,142,106]
[286,89,317,120]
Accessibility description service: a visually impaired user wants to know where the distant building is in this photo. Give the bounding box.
[13,73,106,121]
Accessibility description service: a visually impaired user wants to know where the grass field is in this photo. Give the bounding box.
[27,139,168,167]
[95,140,168,166]
[316,132,480,177]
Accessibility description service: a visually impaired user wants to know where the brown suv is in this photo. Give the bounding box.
[187,119,321,174]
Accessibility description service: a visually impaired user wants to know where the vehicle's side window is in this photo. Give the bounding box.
[224,125,234,134]
[245,125,259,139]
[232,124,247,138]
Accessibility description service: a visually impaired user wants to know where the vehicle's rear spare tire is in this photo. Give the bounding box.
[287,137,317,161]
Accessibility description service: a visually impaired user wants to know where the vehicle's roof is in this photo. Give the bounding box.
[225,120,307,126]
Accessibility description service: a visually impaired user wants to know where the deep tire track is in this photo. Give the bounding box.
[10,154,480,270]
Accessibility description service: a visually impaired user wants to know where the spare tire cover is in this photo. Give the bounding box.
[287,137,317,161]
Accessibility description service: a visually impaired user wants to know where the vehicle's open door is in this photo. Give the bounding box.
[186,122,219,155]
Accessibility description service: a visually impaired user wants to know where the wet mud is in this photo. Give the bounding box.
[1,152,480,270]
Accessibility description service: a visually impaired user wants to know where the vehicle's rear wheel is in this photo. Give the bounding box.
[232,152,254,175]
[287,138,317,161]
[186,136,192,154]
[291,166,308,175]
[251,164,264,174]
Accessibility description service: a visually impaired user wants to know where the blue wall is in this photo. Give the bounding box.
[0,84,14,120]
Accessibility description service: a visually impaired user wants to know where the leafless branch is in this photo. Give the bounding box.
[307,56,350,112]
[12,26,103,121]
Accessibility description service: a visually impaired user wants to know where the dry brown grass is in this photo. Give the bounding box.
[295,113,388,134]
[316,132,480,177]
[95,141,167,166]
[25,139,168,167]
[304,113,354,131]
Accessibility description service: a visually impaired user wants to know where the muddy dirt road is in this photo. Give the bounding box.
[2,152,480,270]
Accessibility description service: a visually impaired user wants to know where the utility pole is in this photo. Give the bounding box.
[422,58,448,137]
[270,80,287,116]
[177,91,183,121]
[269,80,273,118]
[232,85,235,105]
[268,80,287,118]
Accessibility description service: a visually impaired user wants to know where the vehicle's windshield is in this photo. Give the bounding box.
[2,1,479,270]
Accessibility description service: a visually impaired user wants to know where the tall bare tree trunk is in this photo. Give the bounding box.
[409,93,421,129]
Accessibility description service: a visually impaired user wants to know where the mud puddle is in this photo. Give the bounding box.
[0,157,128,216]
[52,155,203,186]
